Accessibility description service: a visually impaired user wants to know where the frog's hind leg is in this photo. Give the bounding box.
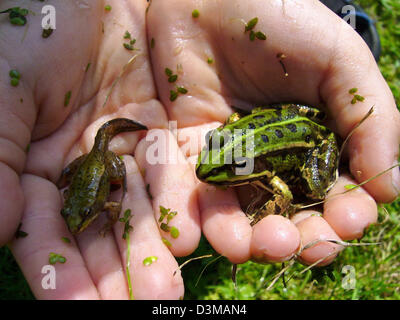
[100,201,122,237]
[250,177,295,226]
[56,154,87,189]
[98,152,127,236]
[105,151,127,200]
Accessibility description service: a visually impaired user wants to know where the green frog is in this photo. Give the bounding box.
[57,118,147,235]
[196,103,339,225]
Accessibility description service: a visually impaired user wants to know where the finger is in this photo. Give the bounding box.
[0,162,24,244]
[251,215,301,263]
[0,59,34,244]
[294,215,343,266]
[323,175,378,241]
[177,122,222,158]
[316,11,400,202]
[74,216,129,300]
[10,174,99,299]
[147,0,232,126]
[113,156,184,300]
[135,129,201,257]
[198,183,252,264]
[184,129,252,264]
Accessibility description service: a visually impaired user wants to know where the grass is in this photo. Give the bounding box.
[0,0,399,300]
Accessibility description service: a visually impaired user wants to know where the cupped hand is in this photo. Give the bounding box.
[143,0,400,266]
[2,0,400,300]
[2,0,191,299]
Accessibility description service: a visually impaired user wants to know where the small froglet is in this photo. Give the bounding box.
[57,118,147,235]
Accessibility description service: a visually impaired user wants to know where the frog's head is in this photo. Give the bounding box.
[196,128,254,185]
[61,205,99,234]
[196,128,232,184]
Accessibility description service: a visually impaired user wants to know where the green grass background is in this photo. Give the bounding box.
[0,0,399,300]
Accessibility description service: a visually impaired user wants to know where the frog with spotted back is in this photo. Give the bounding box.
[196,103,339,225]
[57,118,148,235]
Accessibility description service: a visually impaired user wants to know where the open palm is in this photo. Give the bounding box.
[2,0,399,299]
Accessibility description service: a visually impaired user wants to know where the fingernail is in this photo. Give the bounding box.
[392,160,400,195]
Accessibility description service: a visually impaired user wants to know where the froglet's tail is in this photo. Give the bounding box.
[94,118,148,152]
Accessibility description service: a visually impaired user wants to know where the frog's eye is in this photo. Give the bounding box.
[211,168,219,176]
[234,157,248,168]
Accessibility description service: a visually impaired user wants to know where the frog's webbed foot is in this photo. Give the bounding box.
[249,177,295,226]
[57,154,87,188]
[99,201,121,237]
[249,194,295,226]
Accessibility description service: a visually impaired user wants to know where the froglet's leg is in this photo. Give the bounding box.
[105,151,127,198]
[98,151,127,236]
[56,154,87,188]
[100,201,122,237]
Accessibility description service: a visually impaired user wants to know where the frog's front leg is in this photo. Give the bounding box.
[57,154,87,189]
[250,176,295,226]
[99,201,122,237]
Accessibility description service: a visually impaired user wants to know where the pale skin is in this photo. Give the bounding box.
[1,0,399,299]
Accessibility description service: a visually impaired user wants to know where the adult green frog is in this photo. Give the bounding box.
[196,103,339,225]
[57,118,148,235]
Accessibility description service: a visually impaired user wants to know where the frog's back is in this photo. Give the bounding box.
[64,151,106,208]
[223,106,329,159]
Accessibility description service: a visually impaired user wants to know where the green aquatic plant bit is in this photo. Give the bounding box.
[349,87,358,94]
[119,209,133,240]
[9,70,21,79]
[249,30,256,41]
[48,252,66,265]
[245,17,258,32]
[105,4,112,11]
[119,208,134,299]
[349,87,365,104]
[9,69,21,87]
[170,226,180,239]
[168,74,178,83]
[159,206,180,238]
[165,67,173,76]
[177,86,188,94]
[162,237,172,247]
[192,9,200,18]
[207,57,214,64]
[169,90,178,101]
[61,237,71,244]
[0,7,29,26]
[143,256,158,266]
[10,78,19,87]
[255,31,266,40]
[64,91,72,107]
[244,17,266,42]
